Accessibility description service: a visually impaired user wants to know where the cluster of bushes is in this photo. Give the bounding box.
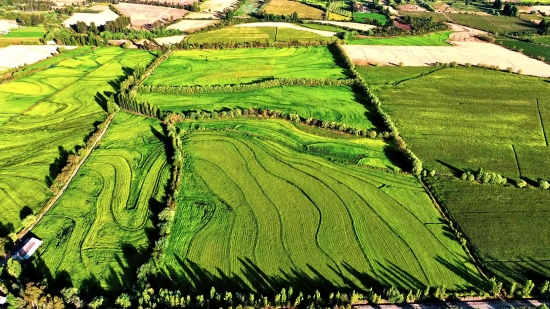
[363,16,448,37]
[6,0,55,12]
[460,168,508,185]
[139,78,354,95]
[415,0,435,12]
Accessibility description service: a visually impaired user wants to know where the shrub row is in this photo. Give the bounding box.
[139,78,354,94]
[460,168,508,185]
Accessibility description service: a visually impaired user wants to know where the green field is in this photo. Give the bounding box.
[532,35,550,45]
[398,11,449,22]
[428,177,550,283]
[159,123,481,292]
[496,37,550,61]
[371,67,550,180]
[2,26,46,38]
[235,0,262,15]
[353,12,387,24]
[185,26,332,44]
[33,112,170,290]
[450,14,536,34]
[138,86,377,130]
[0,48,155,231]
[329,1,352,17]
[356,65,440,85]
[143,47,347,86]
[346,32,451,45]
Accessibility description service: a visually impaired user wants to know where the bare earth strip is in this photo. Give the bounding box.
[62,10,119,27]
[235,22,336,37]
[311,20,377,31]
[167,19,219,31]
[533,5,550,14]
[0,20,18,32]
[358,300,550,309]
[116,3,189,27]
[448,23,487,42]
[0,45,77,68]
[343,42,550,77]
[155,35,186,45]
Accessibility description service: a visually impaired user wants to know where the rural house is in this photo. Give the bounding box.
[13,237,42,260]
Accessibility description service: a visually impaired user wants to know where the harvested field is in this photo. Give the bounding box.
[235,22,336,36]
[428,177,550,282]
[368,66,550,178]
[263,0,324,19]
[62,9,118,27]
[154,35,186,45]
[0,45,76,68]
[399,4,427,11]
[185,25,332,43]
[115,3,188,27]
[143,47,347,86]
[448,23,487,41]
[186,0,237,18]
[533,5,550,14]
[0,48,154,231]
[156,0,197,4]
[0,20,18,32]
[33,112,170,290]
[343,42,550,77]
[166,19,219,31]
[310,20,377,31]
[450,13,537,33]
[346,32,451,45]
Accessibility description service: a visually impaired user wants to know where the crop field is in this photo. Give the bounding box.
[356,65,439,85]
[346,32,451,45]
[532,35,550,46]
[370,67,550,179]
[143,47,346,86]
[328,1,352,17]
[33,113,170,290]
[166,19,219,32]
[428,177,550,282]
[352,12,387,24]
[495,37,550,61]
[115,3,188,27]
[0,48,155,231]
[309,20,377,31]
[398,11,449,22]
[158,125,481,291]
[1,26,46,38]
[235,0,262,15]
[138,85,378,129]
[449,14,536,33]
[263,0,325,19]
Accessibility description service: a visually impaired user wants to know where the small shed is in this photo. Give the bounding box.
[0,295,6,305]
[13,237,42,260]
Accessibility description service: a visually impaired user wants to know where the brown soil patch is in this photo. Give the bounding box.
[115,3,188,27]
[394,21,411,30]
[399,4,427,12]
[263,0,324,19]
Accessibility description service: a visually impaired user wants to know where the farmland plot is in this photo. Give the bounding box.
[368,67,550,179]
[449,14,536,33]
[159,127,481,292]
[137,86,377,130]
[263,0,324,19]
[345,32,451,46]
[166,19,219,32]
[33,113,170,290]
[0,48,155,231]
[62,10,119,27]
[115,3,189,27]
[143,47,347,86]
[428,177,550,282]
[0,45,77,68]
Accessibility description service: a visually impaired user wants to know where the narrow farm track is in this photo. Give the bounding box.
[17,111,118,240]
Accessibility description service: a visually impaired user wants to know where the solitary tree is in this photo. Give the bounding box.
[493,0,502,10]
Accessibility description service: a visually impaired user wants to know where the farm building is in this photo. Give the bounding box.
[13,237,42,260]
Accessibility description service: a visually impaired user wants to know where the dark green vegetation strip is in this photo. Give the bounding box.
[0,48,155,231]
[160,124,481,291]
[346,32,451,46]
[496,37,550,61]
[428,177,550,283]
[144,47,347,86]
[449,14,536,34]
[33,112,170,289]
[369,66,550,180]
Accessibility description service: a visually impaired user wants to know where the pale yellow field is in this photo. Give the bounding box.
[154,35,186,45]
[311,20,377,31]
[343,42,550,77]
[263,0,324,19]
[166,19,219,31]
[0,45,76,68]
[235,22,336,37]
[115,3,189,26]
[62,10,118,27]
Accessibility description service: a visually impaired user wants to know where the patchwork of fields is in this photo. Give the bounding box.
[0,48,155,231]
[159,123,481,292]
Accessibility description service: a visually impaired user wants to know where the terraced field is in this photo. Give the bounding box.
[0,48,155,231]
[137,85,377,130]
[160,125,482,292]
[143,47,347,86]
[371,66,550,180]
[33,113,170,290]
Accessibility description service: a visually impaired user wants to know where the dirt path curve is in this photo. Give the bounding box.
[356,299,550,309]
[17,111,118,240]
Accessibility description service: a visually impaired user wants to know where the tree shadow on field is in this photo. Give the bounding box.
[435,255,485,290]
[107,67,135,93]
[483,255,550,285]
[383,144,408,170]
[94,91,108,113]
[436,160,463,177]
[45,146,72,187]
[19,206,33,220]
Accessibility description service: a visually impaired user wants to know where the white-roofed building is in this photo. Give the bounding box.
[13,237,42,260]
